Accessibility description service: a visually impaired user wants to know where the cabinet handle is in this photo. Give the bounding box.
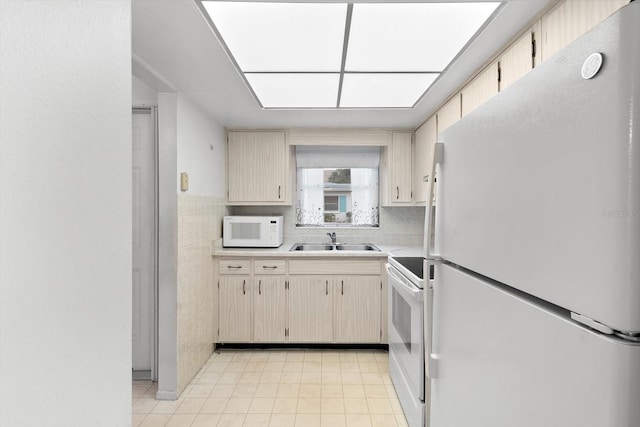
[227,265,242,269]
[262,265,277,270]
[278,185,281,199]
[242,280,246,295]
[258,280,261,295]
[341,280,344,295]
[325,280,328,296]
[396,186,400,200]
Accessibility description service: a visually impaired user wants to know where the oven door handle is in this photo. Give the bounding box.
[386,264,424,302]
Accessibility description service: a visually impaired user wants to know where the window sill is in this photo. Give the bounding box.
[295,224,380,229]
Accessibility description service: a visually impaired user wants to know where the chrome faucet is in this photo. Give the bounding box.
[327,232,337,244]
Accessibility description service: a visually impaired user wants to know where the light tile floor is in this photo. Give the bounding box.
[132,349,408,427]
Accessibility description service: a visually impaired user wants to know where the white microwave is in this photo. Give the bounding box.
[222,216,284,248]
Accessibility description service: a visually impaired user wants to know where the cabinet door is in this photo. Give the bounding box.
[227,131,287,203]
[540,0,627,62]
[288,276,333,343]
[334,276,381,343]
[499,29,535,92]
[437,94,461,135]
[254,276,286,342]
[461,61,499,117]
[414,116,437,204]
[389,132,413,203]
[218,276,252,342]
[254,131,287,202]
[227,131,257,202]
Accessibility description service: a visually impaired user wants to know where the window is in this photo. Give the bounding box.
[324,195,342,212]
[295,146,379,227]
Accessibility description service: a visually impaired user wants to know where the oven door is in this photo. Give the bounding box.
[386,263,425,400]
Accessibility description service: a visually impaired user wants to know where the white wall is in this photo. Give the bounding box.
[133,75,158,107]
[0,2,132,426]
[176,94,225,197]
[133,82,227,398]
[156,92,180,399]
[175,94,226,393]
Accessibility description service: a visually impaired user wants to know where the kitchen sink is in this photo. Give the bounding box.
[289,243,334,251]
[335,244,380,251]
[289,243,380,252]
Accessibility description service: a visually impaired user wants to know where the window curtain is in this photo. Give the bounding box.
[295,145,380,168]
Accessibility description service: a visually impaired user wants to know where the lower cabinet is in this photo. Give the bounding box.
[216,257,385,344]
[218,276,252,342]
[253,276,286,342]
[334,276,381,343]
[288,276,334,343]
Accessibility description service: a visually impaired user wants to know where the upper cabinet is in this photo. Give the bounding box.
[498,23,540,92]
[436,95,462,136]
[461,61,499,117]
[414,116,437,204]
[423,0,628,145]
[540,0,628,62]
[382,132,414,206]
[226,130,292,205]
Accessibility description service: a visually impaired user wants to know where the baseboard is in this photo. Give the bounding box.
[215,343,389,351]
[155,390,179,401]
[132,370,152,381]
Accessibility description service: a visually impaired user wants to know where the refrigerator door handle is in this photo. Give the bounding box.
[425,142,444,260]
[571,312,614,335]
[428,353,439,379]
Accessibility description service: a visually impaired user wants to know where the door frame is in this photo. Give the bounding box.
[132,106,159,381]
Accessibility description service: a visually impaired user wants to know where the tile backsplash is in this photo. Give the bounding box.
[231,205,425,246]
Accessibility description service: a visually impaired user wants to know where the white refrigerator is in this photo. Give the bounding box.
[425,3,640,427]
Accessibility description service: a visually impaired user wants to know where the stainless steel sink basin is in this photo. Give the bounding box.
[289,243,334,251]
[335,244,380,251]
[289,243,380,252]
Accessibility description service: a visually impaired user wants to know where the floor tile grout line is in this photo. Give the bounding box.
[131,349,407,426]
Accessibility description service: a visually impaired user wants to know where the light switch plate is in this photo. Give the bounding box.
[180,172,189,192]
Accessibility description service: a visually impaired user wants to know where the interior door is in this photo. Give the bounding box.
[132,108,156,377]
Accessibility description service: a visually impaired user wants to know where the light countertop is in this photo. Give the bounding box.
[212,240,423,258]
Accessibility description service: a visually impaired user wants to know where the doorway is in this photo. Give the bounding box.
[132,107,158,380]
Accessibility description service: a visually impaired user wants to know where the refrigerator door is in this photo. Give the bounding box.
[436,3,640,334]
[430,263,640,427]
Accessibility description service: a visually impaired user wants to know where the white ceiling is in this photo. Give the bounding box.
[132,0,552,129]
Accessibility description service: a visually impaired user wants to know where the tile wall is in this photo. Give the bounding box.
[177,194,230,393]
[231,206,425,247]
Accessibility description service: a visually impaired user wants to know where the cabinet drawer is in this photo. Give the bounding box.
[288,259,381,275]
[254,259,286,275]
[218,259,251,275]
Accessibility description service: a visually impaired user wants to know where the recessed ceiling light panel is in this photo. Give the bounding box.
[245,73,340,108]
[346,3,500,72]
[203,2,347,72]
[340,73,439,108]
[201,1,502,109]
